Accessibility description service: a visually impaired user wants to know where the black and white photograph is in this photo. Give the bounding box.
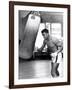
[19,10,63,79]
[9,1,70,88]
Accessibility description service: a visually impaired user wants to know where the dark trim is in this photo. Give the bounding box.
[10,82,70,89]
[9,1,70,8]
[9,1,70,89]
[67,5,70,85]
[9,1,14,88]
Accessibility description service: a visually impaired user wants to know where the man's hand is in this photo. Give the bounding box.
[51,52,58,58]
[37,49,42,52]
[51,52,58,63]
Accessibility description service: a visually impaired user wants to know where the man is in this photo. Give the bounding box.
[37,29,63,77]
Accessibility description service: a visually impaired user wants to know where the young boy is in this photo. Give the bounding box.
[37,29,63,77]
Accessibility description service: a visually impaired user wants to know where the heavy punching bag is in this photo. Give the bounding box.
[19,12,40,59]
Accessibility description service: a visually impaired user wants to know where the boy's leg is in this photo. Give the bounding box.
[51,55,60,77]
[51,62,59,77]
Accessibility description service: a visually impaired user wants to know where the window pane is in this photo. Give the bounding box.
[51,23,62,39]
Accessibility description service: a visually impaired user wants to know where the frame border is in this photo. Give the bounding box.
[9,1,70,89]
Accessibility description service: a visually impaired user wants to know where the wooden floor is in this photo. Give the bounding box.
[19,60,52,79]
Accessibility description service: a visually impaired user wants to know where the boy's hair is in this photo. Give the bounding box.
[41,29,49,34]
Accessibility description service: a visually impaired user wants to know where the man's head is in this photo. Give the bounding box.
[41,29,49,39]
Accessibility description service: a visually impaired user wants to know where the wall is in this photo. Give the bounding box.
[0,0,72,90]
[19,11,63,40]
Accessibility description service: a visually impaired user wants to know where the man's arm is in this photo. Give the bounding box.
[37,40,46,52]
[56,39,63,54]
[57,44,63,54]
[55,39,63,54]
[52,37,63,54]
[51,38,63,58]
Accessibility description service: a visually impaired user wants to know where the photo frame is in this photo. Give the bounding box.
[9,1,70,89]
